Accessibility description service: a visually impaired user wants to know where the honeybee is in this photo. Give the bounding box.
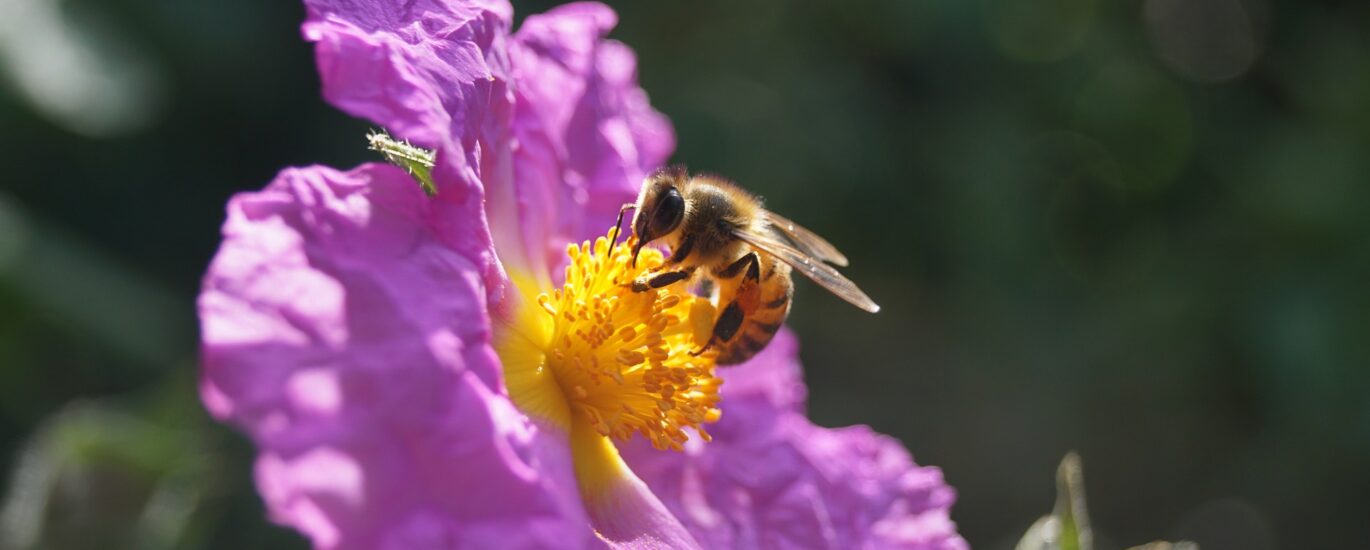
[613,166,879,365]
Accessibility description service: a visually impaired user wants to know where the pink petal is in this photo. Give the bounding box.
[300,0,674,291]
[585,479,702,550]
[302,0,513,148]
[508,2,676,273]
[301,0,517,240]
[622,330,968,550]
[300,0,519,306]
[200,164,602,549]
[566,421,702,549]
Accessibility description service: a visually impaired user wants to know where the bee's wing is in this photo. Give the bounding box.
[734,229,880,313]
[763,211,850,267]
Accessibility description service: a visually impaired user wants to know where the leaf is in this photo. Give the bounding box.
[1016,453,1198,550]
[1015,452,1092,550]
[1053,452,1092,550]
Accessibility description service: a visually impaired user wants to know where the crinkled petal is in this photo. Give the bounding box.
[302,0,517,279]
[303,0,512,148]
[302,0,529,311]
[622,330,968,550]
[507,2,676,273]
[199,163,602,549]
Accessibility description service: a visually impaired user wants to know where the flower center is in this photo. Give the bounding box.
[497,229,722,451]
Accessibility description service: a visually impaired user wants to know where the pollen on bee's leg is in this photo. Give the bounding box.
[522,228,722,452]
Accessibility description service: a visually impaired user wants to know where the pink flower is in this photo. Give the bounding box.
[197,1,966,549]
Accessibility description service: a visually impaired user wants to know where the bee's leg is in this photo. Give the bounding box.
[608,203,635,252]
[665,234,695,265]
[692,253,762,356]
[708,301,746,344]
[716,252,761,281]
[690,339,715,357]
[641,234,696,276]
[691,299,744,357]
[629,267,694,292]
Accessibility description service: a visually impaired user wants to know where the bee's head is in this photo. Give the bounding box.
[631,166,688,267]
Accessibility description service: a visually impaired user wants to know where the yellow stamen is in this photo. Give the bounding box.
[496,229,721,451]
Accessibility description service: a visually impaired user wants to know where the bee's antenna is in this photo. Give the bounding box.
[610,203,635,254]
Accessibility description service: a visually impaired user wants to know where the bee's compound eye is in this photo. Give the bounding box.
[649,187,686,237]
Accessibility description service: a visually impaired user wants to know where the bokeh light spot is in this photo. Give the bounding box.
[1144,0,1265,83]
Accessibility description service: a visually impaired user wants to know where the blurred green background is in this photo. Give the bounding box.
[1,0,1367,548]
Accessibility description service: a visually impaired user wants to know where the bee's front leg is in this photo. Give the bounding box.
[629,267,694,292]
[608,202,635,252]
